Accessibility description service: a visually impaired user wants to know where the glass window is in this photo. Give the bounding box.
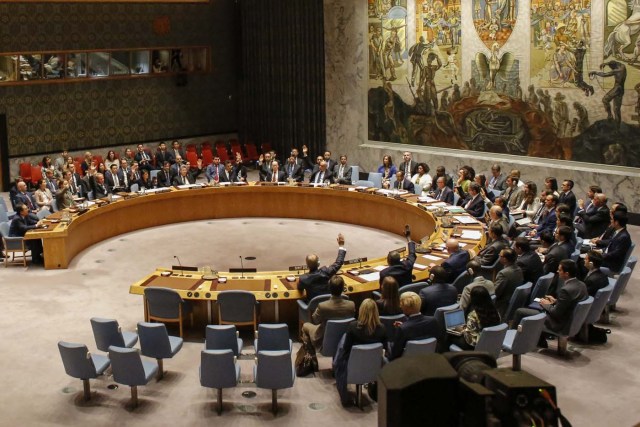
[43,53,64,79]
[88,52,110,77]
[66,53,87,78]
[130,50,150,75]
[0,55,18,83]
[151,50,170,73]
[18,55,42,81]
[182,48,208,72]
[110,51,130,76]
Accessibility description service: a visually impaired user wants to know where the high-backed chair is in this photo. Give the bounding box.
[627,256,637,274]
[320,318,354,358]
[404,337,437,356]
[379,314,406,344]
[580,284,614,342]
[449,323,508,359]
[58,341,110,401]
[346,343,384,409]
[254,350,295,415]
[367,172,383,188]
[606,267,632,314]
[297,294,330,332]
[108,346,158,408]
[503,282,532,323]
[90,317,138,352]
[530,272,555,303]
[144,287,192,337]
[200,349,240,414]
[254,324,292,353]
[205,325,243,356]
[434,303,460,351]
[217,290,259,333]
[543,296,593,355]
[137,322,183,380]
[399,282,429,295]
[36,208,51,220]
[502,312,546,371]
[353,180,375,188]
[452,271,472,293]
[1,221,30,267]
[481,256,503,281]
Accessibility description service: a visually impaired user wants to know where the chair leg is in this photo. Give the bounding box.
[601,306,611,324]
[157,359,164,380]
[579,324,589,343]
[217,388,223,415]
[131,386,138,407]
[356,384,363,410]
[557,336,568,356]
[82,379,91,401]
[512,354,521,371]
[271,389,278,415]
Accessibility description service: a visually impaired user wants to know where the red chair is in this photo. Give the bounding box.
[201,149,214,167]
[230,139,243,159]
[31,165,43,186]
[186,144,198,153]
[74,161,84,176]
[93,155,104,167]
[186,151,199,167]
[19,162,32,183]
[261,142,272,153]
[215,141,230,162]
[74,156,84,163]
[201,141,212,151]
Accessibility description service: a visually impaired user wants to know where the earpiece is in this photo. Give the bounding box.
[467,267,474,276]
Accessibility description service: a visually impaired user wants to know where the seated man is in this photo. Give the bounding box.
[231,152,248,182]
[541,226,573,276]
[172,165,197,186]
[283,155,304,182]
[389,292,439,360]
[333,155,353,185]
[218,160,235,183]
[601,212,632,273]
[386,170,415,193]
[528,194,558,238]
[582,250,609,297]
[297,233,346,302]
[419,266,457,316]
[462,183,485,218]
[502,176,524,210]
[512,260,588,348]
[592,203,627,249]
[205,156,223,183]
[514,237,544,285]
[575,193,610,239]
[486,206,509,237]
[301,275,355,351]
[379,226,416,287]
[9,204,45,264]
[439,238,470,283]
[309,160,334,184]
[105,164,125,193]
[472,224,508,267]
[157,161,174,187]
[493,248,524,319]
[134,144,154,172]
[430,176,454,204]
[90,173,109,198]
[459,260,495,312]
[266,160,286,183]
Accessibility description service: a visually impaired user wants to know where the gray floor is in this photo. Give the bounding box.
[1,194,640,426]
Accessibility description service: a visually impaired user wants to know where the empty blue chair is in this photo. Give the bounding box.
[58,341,110,401]
[130,183,140,193]
[346,342,384,409]
[404,337,437,356]
[627,256,637,274]
[200,349,240,414]
[544,296,593,355]
[450,323,508,359]
[367,172,383,188]
[350,165,360,182]
[452,271,472,294]
[254,323,292,352]
[503,282,532,323]
[320,318,354,358]
[108,346,158,408]
[1,221,30,267]
[36,208,51,220]
[502,312,546,371]
[581,284,614,341]
[144,287,192,338]
[90,317,138,352]
[254,350,295,415]
[607,267,632,312]
[137,322,183,380]
[530,272,554,303]
[217,290,259,332]
[205,325,243,356]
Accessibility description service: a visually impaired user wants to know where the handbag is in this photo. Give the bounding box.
[295,340,319,377]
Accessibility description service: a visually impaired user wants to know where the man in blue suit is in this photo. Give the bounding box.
[389,292,439,360]
[379,226,416,287]
[461,183,485,217]
[431,176,454,204]
[601,212,632,273]
[529,194,558,238]
[298,233,346,302]
[419,266,458,316]
[391,170,415,193]
[439,239,470,282]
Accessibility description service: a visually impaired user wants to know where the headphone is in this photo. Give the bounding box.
[429,273,435,281]
[467,267,474,276]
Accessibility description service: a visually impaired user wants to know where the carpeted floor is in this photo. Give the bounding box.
[1,192,640,427]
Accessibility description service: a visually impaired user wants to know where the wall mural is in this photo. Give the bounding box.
[368,0,640,168]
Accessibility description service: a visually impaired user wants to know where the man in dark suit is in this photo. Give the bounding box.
[514,237,544,285]
[494,248,524,318]
[528,194,558,238]
[462,183,485,217]
[218,160,235,183]
[582,251,610,296]
[157,161,174,188]
[430,166,454,191]
[541,226,573,276]
[575,185,602,219]
[134,144,154,172]
[105,164,126,193]
[419,266,457,316]
[172,165,197,186]
[439,239,470,282]
[266,161,286,183]
[309,161,334,185]
[333,155,353,185]
[322,150,336,173]
[601,212,632,273]
[283,155,304,182]
[170,140,185,164]
[155,142,174,166]
[205,156,224,183]
[389,170,415,192]
[9,204,45,264]
[298,233,346,302]
[44,169,58,193]
[502,176,524,210]
[473,224,508,267]
[399,151,419,177]
[14,181,38,213]
[487,164,507,192]
[575,193,610,239]
[231,153,248,182]
[558,180,577,215]
[90,173,109,198]
[301,275,355,351]
[389,292,439,360]
[431,176,454,204]
[379,226,416,287]
[67,164,85,197]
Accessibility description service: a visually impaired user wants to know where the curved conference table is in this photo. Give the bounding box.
[28,183,486,325]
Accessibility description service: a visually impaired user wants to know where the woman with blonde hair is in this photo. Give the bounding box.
[333,298,387,406]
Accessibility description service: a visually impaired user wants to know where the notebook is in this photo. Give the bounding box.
[444,309,466,336]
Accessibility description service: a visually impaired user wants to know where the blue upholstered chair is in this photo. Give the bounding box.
[320,318,354,358]
[36,208,51,220]
[543,296,593,355]
[503,282,532,323]
[254,350,295,415]
[434,303,460,351]
[367,172,383,188]
[450,323,508,359]
[108,346,158,408]
[254,323,292,353]
[607,267,632,314]
[143,287,192,338]
[530,272,555,303]
[205,325,243,356]
[502,312,546,371]
[217,290,259,333]
[627,256,637,274]
[58,341,110,401]
[137,322,183,380]
[353,180,375,188]
[1,221,30,267]
[379,314,406,345]
[404,337,437,356]
[90,317,138,352]
[347,342,384,409]
[200,349,240,414]
[452,271,472,294]
[399,282,429,295]
[297,294,331,331]
[580,284,614,342]
[481,256,503,281]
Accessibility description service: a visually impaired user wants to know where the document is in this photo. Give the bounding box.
[459,229,483,240]
[358,272,380,282]
[452,215,479,224]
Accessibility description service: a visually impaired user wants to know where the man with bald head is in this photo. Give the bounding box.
[380,226,416,287]
[297,233,346,302]
[440,238,470,282]
[14,181,38,212]
[575,193,610,239]
[310,160,334,184]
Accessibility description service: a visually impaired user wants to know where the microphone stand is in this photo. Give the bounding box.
[239,255,244,278]
[174,255,184,277]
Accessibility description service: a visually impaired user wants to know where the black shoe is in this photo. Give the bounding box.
[537,337,548,348]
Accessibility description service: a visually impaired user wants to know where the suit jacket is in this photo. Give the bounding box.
[603,228,632,273]
[463,194,485,218]
[584,268,609,297]
[231,164,248,182]
[434,186,454,204]
[576,205,610,239]
[258,162,274,181]
[68,172,84,196]
[205,164,224,182]
[380,241,417,287]
[442,250,470,283]
[459,276,495,311]
[419,283,458,316]
[503,186,524,210]
[172,173,196,186]
[309,169,334,184]
[487,174,507,191]
[393,178,415,193]
[155,150,174,166]
[283,163,304,182]
[89,177,108,199]
[105,170,127,192]
[309,296,355,349]
[474,238,508,266]
[558,191,577,214]
[517,250,544,285]
[535,208,557,237]
[494,264,525,318]
[218,168,234,183]
[431,175,454,191]
[134,150,153,167]
[399,160,419,177]
[171,148,185,163]
[157,169,174,187]
[15,192,37,211]
[298,248,346,301]
[543,242,571,275]
[9,214,39,237]
[390,314,439,360]
[540,277,588,332]
[265,170,287,183]
[332,164,353,185]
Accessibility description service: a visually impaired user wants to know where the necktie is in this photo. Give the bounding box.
[182,176,187,185]
[339,166,344,179]
[113,174,119,188]
[25,194,34,210]
[289,165,293,177]
[405,162,410,176]
[214,167,218,181]
[272,172,277,182]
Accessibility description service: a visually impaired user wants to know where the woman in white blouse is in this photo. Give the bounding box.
[34,178,54,212]
[410,163,433,196]
[516,181,540,219]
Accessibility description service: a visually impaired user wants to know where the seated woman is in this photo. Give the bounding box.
[34,178,54,212]
[81,152,93,175]
[138,169,153,190]
[104,150,119,171]
[544,177,559,197]
[456,166,472,194]
[377,155,397,183]
[55,179,75,210]
[451,286,501,350]
[514,181,540,220]
[333,299,387,407]
[376,277,403,316]
[41,156,59,179]
[410,163,432,196]
[474,174,495,203]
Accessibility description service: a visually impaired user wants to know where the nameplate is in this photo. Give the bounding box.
[393,196,407,202]
[345,257,367,265]
[289,265,306,271]
[172,265,199,272]
[261,182,279,186]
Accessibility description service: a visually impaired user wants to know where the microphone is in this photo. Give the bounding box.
[239,255,244,278]
[174,255,184,277]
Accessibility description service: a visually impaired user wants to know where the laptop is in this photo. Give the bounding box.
[444,309,466,336]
